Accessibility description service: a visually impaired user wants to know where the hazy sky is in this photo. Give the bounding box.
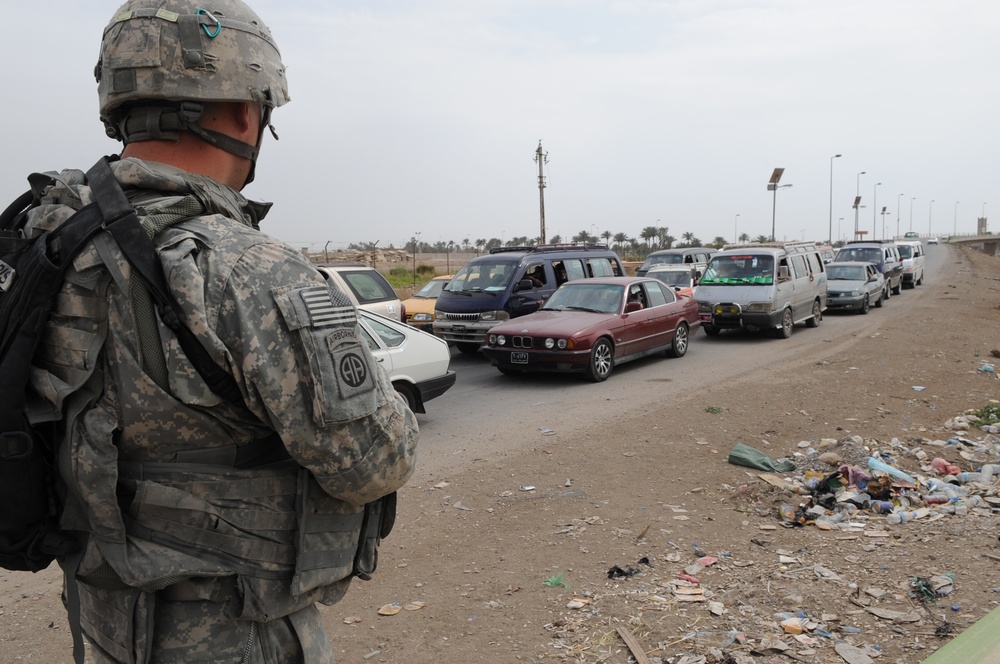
[3,1,997,252]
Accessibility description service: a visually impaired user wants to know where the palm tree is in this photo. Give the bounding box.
[656,227,672,250]
[711,236,727,248]
[613,232,628,252]
[753,234,770,243]
[681,232,695,247]
[738,232,750,243]
[640,226,659,248]
[550,234,562,244]
[601,230,612,246]
[475,238,486,255]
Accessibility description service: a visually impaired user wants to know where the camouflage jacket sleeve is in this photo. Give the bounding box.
[162,219,418,505]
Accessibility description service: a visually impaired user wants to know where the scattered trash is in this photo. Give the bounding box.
[913,385,927,391]
[608,557,652,579]
[519,485,536,492]
[728,443,796,472]
[980,363,996,373]
[538,427,556,435]
[377,602,402,616]
[543,573,569,588]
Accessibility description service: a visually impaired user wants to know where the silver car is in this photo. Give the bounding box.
[825,261,885,314]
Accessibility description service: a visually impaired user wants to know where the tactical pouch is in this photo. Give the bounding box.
[352,491,397,581]
[292,470,365,596]
[75,582,155,664]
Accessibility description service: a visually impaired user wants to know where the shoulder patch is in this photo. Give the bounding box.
[300,285,356,327]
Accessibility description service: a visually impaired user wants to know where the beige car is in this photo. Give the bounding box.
[316,264,404,322]
[402,274,453,333]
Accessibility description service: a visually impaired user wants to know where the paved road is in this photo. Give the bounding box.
[413,245,952,478]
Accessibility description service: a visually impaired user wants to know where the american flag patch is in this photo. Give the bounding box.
[300,286,357,327]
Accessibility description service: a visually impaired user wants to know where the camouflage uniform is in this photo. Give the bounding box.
[25,157,418,663]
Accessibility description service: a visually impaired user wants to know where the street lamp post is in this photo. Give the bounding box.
[828,154,841,244]
[896,193,903,238]
[881,207,889,240]
[837,218,844,245]
[873,182,881,239]
[767,168,788,242]
[854,172,866,239]
[928,200,935,237]
[954,201,959,236]
[734,213,740,244]
[910,197,915,232]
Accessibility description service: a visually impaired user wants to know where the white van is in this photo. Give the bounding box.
[696,242,827,339]
[896,240,926,288]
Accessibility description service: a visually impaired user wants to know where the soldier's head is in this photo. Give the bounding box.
[96,0,289,188]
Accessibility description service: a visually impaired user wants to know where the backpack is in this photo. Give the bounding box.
[0,156,241,574]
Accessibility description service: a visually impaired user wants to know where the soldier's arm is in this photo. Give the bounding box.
[217,240,419,505]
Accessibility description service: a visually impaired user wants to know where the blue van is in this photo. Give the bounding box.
[433,244,625,353]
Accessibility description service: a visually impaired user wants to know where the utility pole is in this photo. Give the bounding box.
[535,141,548,244]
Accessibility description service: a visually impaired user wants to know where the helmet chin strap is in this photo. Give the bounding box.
[112,102,279,188]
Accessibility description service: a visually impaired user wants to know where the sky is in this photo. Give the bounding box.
[3,1,997,253]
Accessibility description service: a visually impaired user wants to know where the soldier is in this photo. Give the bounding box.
[22,0,418,662]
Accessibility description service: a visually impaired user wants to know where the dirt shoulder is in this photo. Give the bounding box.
[3,243,999,664]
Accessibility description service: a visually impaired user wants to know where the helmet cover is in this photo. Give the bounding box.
[96,0,290,126]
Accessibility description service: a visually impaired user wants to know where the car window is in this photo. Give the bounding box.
[897,245,912,259]
[450,261,515,292]
[563,259,586,281]
[703,255,774,284]
[790,255,807,278]
[414,279,447,298]
[341,271,395,303]
[358,325,381,353]
[587,258,615,277]
[363,315,406,349]
[646,281,671,306]
[805,253,822,275]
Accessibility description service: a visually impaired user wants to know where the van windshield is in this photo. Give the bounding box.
[897,245,913,259]
[836,247,880,264]
[701,255,774,284]
[447,261,516,293]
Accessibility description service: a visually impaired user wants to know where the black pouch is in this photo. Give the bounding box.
[352,491,396,581]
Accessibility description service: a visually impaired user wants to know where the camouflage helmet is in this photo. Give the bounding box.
[97,0,289,122]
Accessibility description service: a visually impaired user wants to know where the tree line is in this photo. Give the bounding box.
[347,226,773,260]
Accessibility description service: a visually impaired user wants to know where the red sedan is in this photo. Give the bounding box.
[481,276,699,382]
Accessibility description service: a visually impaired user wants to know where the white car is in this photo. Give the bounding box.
[357,309,456,413]
[927,236,939,245]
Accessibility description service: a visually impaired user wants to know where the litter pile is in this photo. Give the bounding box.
[760,411,1000,530]
[537,407,1000,664]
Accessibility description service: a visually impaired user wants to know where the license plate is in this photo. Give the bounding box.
[511,352,528,364]
[698,314,712,322]
[452,324,466,333]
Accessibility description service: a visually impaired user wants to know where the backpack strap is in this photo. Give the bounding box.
[85,157,243,403]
